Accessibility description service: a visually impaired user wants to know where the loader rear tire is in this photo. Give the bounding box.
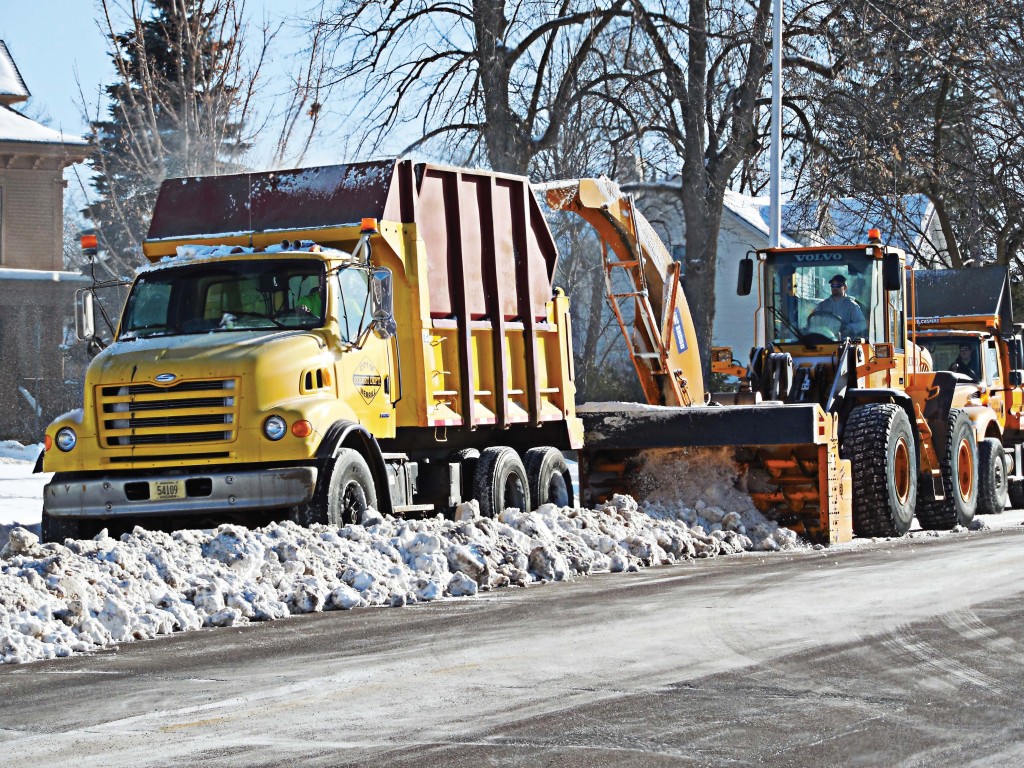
[1008,478,1024,510]
[524,447,573,510]
[841,403,916,537]
[917,409,977,530]
[473,447,530,518]
[976,438,1007,515]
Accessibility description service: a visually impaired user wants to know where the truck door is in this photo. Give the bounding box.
[334,265,396,438]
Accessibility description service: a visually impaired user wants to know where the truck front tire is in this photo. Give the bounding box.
[41,512,86,544]
[473,447,530,517]
[976,437,1007,515]
[325,449,378,526]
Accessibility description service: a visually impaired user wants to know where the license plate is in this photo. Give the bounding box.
[150,480,186,501]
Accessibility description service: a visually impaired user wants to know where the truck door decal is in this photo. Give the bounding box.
[353,359,383,404]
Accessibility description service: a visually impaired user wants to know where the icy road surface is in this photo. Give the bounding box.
[1,525,1023,767]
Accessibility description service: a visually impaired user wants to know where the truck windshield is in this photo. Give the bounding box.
[120,259,327,339]
[764,251,885,345]
[919,336,982,381]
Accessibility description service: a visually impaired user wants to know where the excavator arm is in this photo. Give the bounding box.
[544,178,705,407]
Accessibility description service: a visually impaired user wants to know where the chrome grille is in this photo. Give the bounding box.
[97,378,238,447]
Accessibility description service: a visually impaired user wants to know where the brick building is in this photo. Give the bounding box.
[0,40,91,441]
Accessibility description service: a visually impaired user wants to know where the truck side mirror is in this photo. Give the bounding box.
[370,268,397,339]
[737,258,753,296]
[75,289,96,340]
[883,252,902,291]
[1011,370,1024,387]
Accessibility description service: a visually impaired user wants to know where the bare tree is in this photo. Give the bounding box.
[315,0,634,175]
[611,0,774,379]
[792,0,1024,271]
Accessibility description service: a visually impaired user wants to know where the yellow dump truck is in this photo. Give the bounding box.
[41,160,582,541]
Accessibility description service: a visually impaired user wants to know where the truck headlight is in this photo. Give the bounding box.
[56,427,77,452]
[263,415,287,441]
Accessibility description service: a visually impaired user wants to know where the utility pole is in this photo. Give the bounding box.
[769,0,782,248]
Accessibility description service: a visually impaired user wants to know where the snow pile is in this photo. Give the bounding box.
[634,447,804,551]
[0,497,756,664]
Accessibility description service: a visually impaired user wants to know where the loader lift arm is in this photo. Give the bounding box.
[544,178,705,407]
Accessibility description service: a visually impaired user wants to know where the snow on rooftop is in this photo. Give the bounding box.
[0,42,30,102]
[0,268,89,283]
[0,104,87,146]
[723,190,799,247]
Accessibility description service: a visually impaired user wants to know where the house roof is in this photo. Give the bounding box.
[0,41,30,105]
[0,104,88,147]
[722,190,799,248]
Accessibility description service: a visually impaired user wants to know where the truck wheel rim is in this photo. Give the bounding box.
[894,436,911,505]
[504,475,527,512]
[957,440,974,502]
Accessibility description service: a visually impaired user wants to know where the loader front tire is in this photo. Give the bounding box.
[917,409,977,530]
[474,447,530,518]
[976,437,1007,515]
[524,447,573,510]
[841,403,916,537]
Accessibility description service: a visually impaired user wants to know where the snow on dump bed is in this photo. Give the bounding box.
[0,491,793,665]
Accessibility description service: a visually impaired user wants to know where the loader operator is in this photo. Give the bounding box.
[809,274,867,337]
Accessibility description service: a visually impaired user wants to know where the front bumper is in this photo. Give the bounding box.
[43,466,318,519]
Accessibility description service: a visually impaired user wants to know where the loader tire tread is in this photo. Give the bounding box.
[841,403,916,538]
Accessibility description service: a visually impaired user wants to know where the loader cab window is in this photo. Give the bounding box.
[764,250,885,345]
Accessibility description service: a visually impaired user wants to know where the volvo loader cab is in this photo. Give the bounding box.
[736,229,914,408]
[722,230,979,538]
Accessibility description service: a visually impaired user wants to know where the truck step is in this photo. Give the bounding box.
[392,503,435,514]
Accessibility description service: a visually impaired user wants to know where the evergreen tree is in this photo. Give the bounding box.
[86,0,251,272]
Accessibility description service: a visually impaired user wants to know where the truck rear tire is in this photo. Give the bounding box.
[326,449,378,526]
[524,447,573,510]
[473,446,530,517]
[840,403,916,537]
[976,437,1007,515]
[917,409,978,530]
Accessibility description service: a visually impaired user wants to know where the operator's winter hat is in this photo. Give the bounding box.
[829,274,847,286]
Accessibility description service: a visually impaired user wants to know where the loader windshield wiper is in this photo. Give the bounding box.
[768,305,816,347]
